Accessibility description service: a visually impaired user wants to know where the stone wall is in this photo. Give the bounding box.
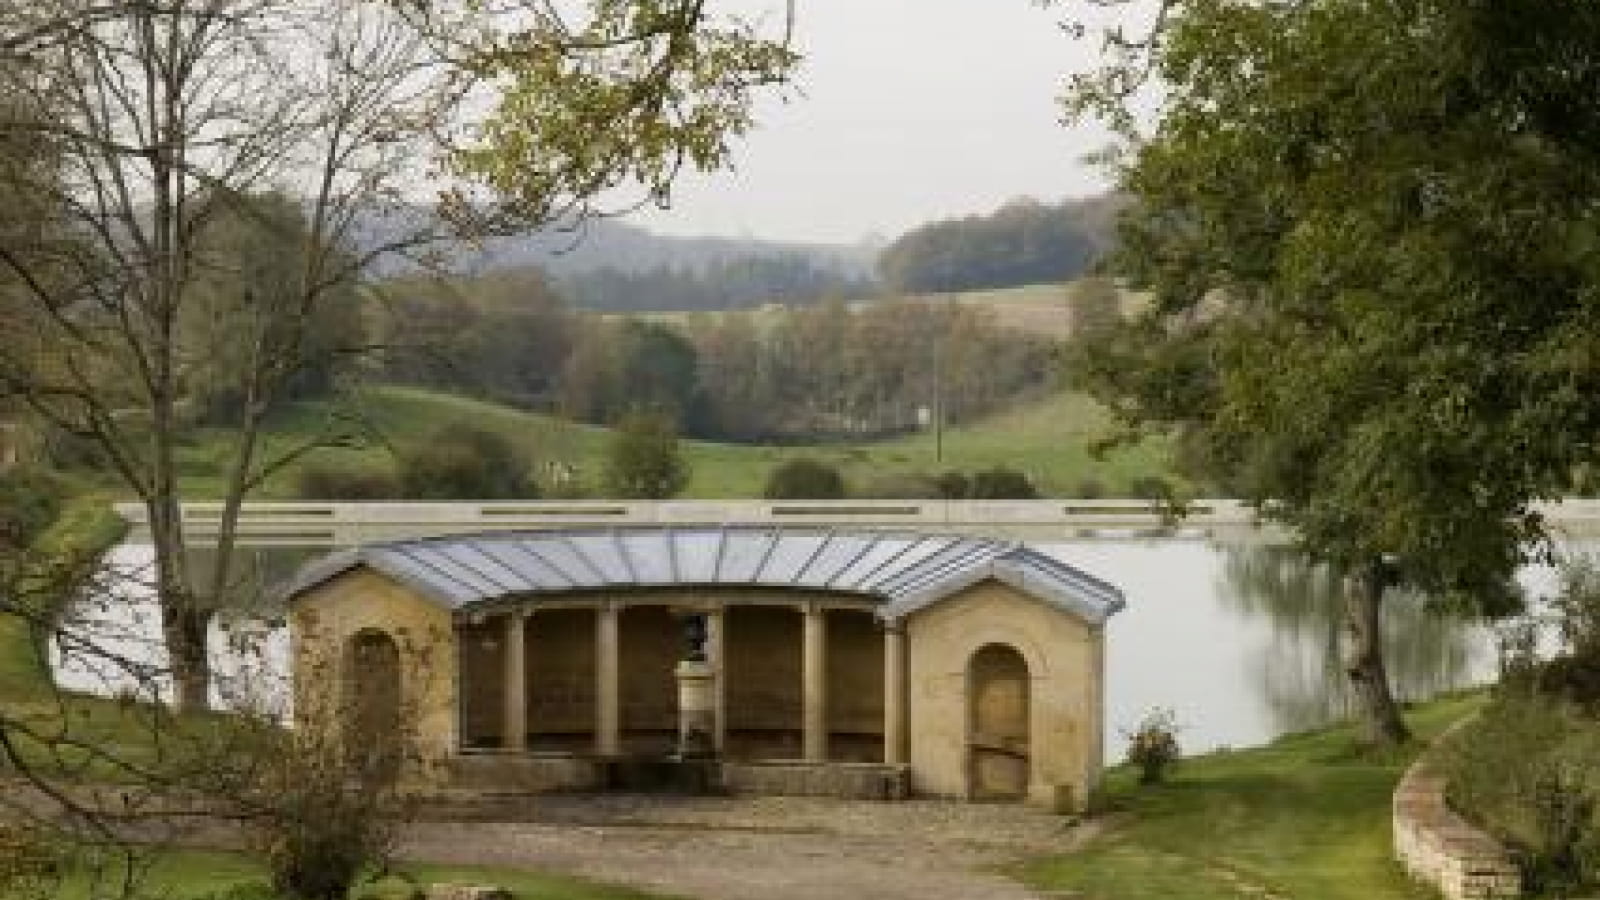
[724,604,804,750]
[1393,736,1521,899]
[721,762,909,800]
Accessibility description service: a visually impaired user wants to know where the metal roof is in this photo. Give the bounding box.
[283,527,1125,625]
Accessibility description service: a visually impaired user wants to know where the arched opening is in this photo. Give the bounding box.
[967,643,1030,800]
[345,628,402,779]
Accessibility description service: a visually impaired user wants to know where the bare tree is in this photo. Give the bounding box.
[0,0,795,710]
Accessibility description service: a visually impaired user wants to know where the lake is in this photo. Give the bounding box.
[52,537,1517,759]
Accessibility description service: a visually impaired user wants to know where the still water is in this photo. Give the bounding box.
[52,537,1512,759]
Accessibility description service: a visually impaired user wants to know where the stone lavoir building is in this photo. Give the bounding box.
[285,527,1124,810]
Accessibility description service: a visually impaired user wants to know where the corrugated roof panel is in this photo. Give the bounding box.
[673,529,725,583]
[716,529,780,582]
[854,536,966,592]
[283,527,1125,625]
[398,545,511,597]
[828,535,919,589]
[756,532,830,583]
[793,533,871,588]
[364,547,480,606]
[619,530,675,584]
[476,540,575,590]
[565,532,632,583]
[876,540,1005,597]
[430,542,532,594]
[524,539,604,588]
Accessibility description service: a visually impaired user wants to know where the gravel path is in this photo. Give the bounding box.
[400,794,1091,900]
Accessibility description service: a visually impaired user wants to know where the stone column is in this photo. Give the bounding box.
[706,607,727,754]
[883,624,907,765]
[503,611,527,752]
[596,602,620,757]
[802,603,827,763]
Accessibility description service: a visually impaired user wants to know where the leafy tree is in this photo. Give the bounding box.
[1070,0,1600,744]
[602,411,689,499]
[763,458,846,499]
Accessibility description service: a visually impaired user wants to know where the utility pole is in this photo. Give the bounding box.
[933,298,945,464]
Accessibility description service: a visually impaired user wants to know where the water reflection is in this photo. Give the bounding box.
[1220,545,1478,734]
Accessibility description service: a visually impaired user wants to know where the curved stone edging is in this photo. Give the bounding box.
[1393,719,1521,899]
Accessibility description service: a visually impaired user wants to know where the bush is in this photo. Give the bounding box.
[764,458,846,499]
[1123,707,1182,785]
[1445,559,1600,893]
[1129,475,1174,501]
[295,462,400,500]
[933,470,970,500]
[0,468,65,550]
[854,472,942,499]
[601,410,688,499]
[968,466,1040,499]
[397,425,535,500]
[1443,694,1600,893]
[1072,477,1106,499]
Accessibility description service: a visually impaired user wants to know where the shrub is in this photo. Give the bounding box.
[968,466,1039,499]
[763,458,846,499]
[1129,475,1173,501]
[0,468,64,550]
[295,462,400,501]
[601,410,688,499]
[1123,707,1182,785]
[398,425,535,500]
[1073,477,1106,499]
[1446,560,1600,893]
[854,472,942,499]
[933,470,970,500]
[1443,694,1600,893]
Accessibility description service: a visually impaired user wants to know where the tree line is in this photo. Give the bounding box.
[877,195,1120,294]
[556,254,878,312]
[372,275,1058,443]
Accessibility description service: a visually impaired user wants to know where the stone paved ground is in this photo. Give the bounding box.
[400,794,1094,900]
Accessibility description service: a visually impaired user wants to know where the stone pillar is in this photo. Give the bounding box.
[596,602,620,757]
[883,624,907,765]
[802,603,827,763]
[503,611,527,752]
[706,608,727,754]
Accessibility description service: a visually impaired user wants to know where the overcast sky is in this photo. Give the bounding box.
[626,0,1126,245]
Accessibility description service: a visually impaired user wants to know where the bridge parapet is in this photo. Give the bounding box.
[112,497,1600,547]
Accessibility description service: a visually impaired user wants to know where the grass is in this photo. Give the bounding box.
[1018,691,1487,900]
[19,849,682,900]
[163,384,1174,500]
[0,487,125,700]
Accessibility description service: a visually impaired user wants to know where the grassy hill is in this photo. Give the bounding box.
[613,278,1148,341]
[171,385,1175,500]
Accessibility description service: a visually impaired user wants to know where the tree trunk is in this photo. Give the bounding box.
[1343,560,1410,747]
[162,603,211,712]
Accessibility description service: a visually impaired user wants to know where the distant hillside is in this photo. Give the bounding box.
[471,216,878,280]
[622,278,1146,341]
[173,385,1175,500]
[878,193,1125,294]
